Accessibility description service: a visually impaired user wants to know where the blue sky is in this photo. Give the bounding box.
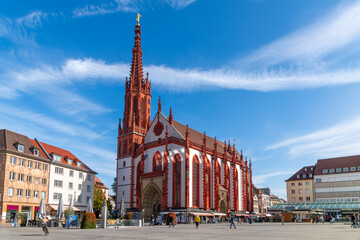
[2,0,360,199]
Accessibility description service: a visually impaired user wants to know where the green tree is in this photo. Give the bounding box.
[93,184,105,218]
[111,177,117,194]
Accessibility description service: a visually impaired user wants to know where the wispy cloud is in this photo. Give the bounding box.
[253,171,293,185]
[266,116,360,158]
[16,11,48,28]
[73,0,197,17]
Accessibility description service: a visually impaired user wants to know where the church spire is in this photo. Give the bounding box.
[130,19,144,90]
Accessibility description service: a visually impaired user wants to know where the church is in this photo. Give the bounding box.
[116,16,253,221]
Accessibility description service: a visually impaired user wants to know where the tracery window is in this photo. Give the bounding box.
[153,152,162,172]
[173,154,182,207]
[192,156,200,207]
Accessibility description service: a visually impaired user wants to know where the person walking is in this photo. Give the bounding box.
[150,214,154,227]
[194,215,200,229]
[330,216,334,224]
[169,215,174,228]
[281,214,284,226]
[351,214,355,228]
[229,215,236,229]
[13,217,17,228]
[41,217,49,236]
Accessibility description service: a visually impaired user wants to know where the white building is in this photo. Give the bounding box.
[37,140,96,214]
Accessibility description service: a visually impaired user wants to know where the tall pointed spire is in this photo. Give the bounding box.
[158,96,162,112]
[130,20,144,90]
[169,107,173,125]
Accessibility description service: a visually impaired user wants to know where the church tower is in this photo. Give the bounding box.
[118,16,152,159]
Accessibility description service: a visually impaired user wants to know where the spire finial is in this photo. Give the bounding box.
[158,96,161,112]
[169,107,173,125]
[136,13,141,26]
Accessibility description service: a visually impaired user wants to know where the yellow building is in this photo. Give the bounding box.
[0,130,51,223]
[285,166,315,203]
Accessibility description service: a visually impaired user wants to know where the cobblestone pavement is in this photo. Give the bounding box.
[1,222,359,240]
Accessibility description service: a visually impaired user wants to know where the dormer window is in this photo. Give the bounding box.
[67,159,73,165]
[17,144,24,152]
[53,154,62,162]
[33,149,39,156]
[77,162,82,167]
[304,168,307,171]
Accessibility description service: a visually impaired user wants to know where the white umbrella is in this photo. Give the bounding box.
[68,199,73,210]
[87,198,93,213]
[39,198,46,219]
[57,195,64,219]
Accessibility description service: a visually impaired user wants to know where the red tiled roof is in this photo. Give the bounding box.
[95,176,109,190]
[27,138,47,158]
[286,165,315,181]
[40,141,90,171]
[314,155,360,175]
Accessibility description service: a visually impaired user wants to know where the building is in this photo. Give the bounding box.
[95,176,109,199]
[116,18,253,220]
[270,194,285,206]
[285,165,315,203]
[314,155,360,203]
[38,142,96,215]
[0,130,51,223]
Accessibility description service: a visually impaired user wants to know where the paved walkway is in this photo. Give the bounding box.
[1,222,359,240]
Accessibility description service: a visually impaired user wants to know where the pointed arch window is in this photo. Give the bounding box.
[173,154,182,208]
[192,156,200,207]
[153,152,162,172]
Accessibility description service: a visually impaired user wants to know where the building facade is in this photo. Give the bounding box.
[116,20,253,219]
[95,176,109,199]
[314,155,360,203]
[285,166,315,203]
[0,130,51,223]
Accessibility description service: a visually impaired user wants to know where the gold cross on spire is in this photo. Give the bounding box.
[136,13,141,26]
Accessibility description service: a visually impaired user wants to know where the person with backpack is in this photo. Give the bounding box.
[194,215,200,229]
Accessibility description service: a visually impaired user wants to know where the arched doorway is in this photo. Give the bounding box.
[142,184,162,220]
[220,199,227,214]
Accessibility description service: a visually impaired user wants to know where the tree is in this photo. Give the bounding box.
[93,184,106,218]
[111,177,117,194]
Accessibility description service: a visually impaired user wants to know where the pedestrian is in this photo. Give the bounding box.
[194,215,200,229]
[13,217,17,228]
[169,215,174,228]
[41,217,49,236]
[158,215,163,225]
[351,214,355,228]
[356,215,359,228]
[330,216,334,224]
[150,214,154,227]
[281,215,284,226]
[229,215,236,229]
[237,216,241,225]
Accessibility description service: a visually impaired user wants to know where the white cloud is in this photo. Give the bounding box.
[253,171,293,185]
[267,116,360,158]
[73,0,197,17]
[16,11,48,28]
[245,1,360,66]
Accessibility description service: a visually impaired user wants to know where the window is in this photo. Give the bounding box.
[78,184,82,190]
[291,190,295,194]
[79,173,83,178]
[53,193,62,200]
[87,175,92,181]
[351,167,356,171]
[34,177,40,184]
[10,156,16,165]
[304,168,307,171]
[329,169,334,173]
[343,167,349,172]
[309,174,313,178]
[27,160,33,168]
[35,162,40,169]
[19,158,25,166]
[17,144,24,152]
[77,195,82,203]
[8,188,14,197]
[306,189,310,194]
[42,178,47,185]
[303,174,306,178]
[315,178,321,183]
[306,197,311,202]
[18,173,24,181]
[86,196,90,204]
[311,167,313,171]
[53,154,62,162]
[55,167,64,175]
[68,194,73,202]
[54,180,63,188]
[358,166,360,171]
[153,152,162,172]
[296,175,300,179]
[306,182,310,185]
[69,182,73,189]
[193,156,200,207]
[26,175,32,183]
[123,161,126,167]
[77,162,82,167]
[87,185,91,193]
[123,191,124,196]
[123,176,125,181]
[298,189,303,194]
[69,170,74,177]
[42,164,48,171]
[33,149,39,156]
[9,172,15,180]
[67,159,72,165]
[299,197,303,202]
[17,189,23,197]
[291,183,295,186]
[336,168,341,172]
[291,197,295,202]
[33,191,38,198]
[323,169,328,174]
[298,182,302,186]
[173,154,181,207]
[26,190,31,198]
[41,191,46,199]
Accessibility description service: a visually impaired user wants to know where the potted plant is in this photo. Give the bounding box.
[18,212,28,227]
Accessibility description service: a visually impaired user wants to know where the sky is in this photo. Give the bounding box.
[1,0,360,200]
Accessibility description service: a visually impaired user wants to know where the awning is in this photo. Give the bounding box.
[213,212,227,216]
[73,206,87,212]
[159,212,180,215]
[189,212,214,216]
[48,204,58,211]
[235,214,250,217]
